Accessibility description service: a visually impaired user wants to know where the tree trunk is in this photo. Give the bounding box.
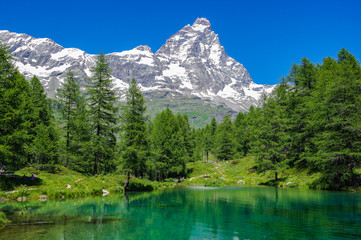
[93,150,98,175]
[94,124,100,175]
[123,171,130,192]
[65,129,69,167]
[275,171,278,181]
[123,193,129,211]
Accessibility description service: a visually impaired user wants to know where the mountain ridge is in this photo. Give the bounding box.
[0,18,275,123]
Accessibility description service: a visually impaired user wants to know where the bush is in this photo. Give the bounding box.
[204,178,225,187]
[231,160,241,165]
[35,165,59,174]
[0,175,42,191]
[0,211,10,225]
[128,180,154,191]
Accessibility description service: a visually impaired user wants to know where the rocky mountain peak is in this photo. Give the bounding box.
[0,18,276,114]
[135,45,153,53]
[192,18,211,31]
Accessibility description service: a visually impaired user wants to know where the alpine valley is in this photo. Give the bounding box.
[0,18,275,126]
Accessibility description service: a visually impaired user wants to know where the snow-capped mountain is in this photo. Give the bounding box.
[0,18,275,112]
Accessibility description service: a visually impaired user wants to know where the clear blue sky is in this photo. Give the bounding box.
[1,0,360,85]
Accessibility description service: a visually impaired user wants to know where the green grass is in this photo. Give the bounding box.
[185,157,330,190]
[144,92,236,128]
[0,165,175,201]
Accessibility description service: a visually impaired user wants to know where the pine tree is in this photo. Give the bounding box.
[87,53,119,175]
[121,78,148,191]
[56,71,90,169]
[233,112,246,158]
[27,76,58,164]
[309,49,361,189]
[150,108,188,180]
[215,115,235,161]
[0,42,32,169]
[209,117,217,154]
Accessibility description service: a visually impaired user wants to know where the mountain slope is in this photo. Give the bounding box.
[0,18,275,125]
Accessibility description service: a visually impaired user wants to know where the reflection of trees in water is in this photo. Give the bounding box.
[1,188,361,239]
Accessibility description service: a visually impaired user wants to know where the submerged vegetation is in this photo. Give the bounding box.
[0,37,360,194]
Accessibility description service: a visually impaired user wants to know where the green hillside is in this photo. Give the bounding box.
[144,91,237,127]
[186,157,328,189]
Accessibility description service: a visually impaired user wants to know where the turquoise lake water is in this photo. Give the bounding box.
[1,186,361,239]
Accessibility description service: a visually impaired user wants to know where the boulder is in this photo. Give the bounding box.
[237,180,245,184]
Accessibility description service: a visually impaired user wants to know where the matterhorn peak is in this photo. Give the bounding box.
[192,18,211,31]
[0,20,276,114]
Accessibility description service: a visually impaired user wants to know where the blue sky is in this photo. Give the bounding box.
[0,0,360,85]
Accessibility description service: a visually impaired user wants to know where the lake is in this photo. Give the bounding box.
[1,186,361,239]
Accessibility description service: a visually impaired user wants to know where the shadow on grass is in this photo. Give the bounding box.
[259,177,288,187]
[0,175,42,191]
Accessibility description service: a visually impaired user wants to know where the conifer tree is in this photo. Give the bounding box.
[87,53,119,175]
[309,49,361,189]
[0,42,32,169]
[234,112,247,158]
[57,71,90,169]
[215,115,235,161]
[121,78,148,191]
[209,117,217,153]
[28,76,59,164]
[150,108,188,180]
[201,125,212,161]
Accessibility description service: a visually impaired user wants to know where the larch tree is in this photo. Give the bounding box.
[0,42,32,169]
[56,71,89,169]
[87,53,119,175]
[121,78,148,191]
[28,76,58,164]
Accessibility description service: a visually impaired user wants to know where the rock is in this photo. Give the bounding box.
[66,184,71,189]
[102,189,109,196]
[286,182,298,188]
[237,180,245,184]
[39,195,47,201]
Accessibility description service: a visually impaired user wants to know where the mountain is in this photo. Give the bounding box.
[0,18,275,125]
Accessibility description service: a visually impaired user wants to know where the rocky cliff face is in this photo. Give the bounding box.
[0,18,275,113]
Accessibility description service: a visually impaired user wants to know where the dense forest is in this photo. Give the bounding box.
[1,40,360,190]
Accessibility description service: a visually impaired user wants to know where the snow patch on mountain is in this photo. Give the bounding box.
[0,18,276,112]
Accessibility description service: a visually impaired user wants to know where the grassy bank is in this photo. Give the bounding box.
[0,165,174,201]
[185,156,361,191]
[1,157,360,203]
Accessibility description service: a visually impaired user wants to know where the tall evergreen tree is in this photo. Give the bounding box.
[121,78,148,191]
[56,71,90,169]
[0,42,32,169]
[215,115,235,161]
[87,53,119,175]
[309,50,361,189]
[27,76,58,164]
[150,108,188,180]
[233,112,247,158]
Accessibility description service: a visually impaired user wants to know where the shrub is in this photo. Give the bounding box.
[0,211,10,225]
[204,178,225,187]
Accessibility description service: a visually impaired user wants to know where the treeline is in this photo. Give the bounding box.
[196,48,361,190]
[1,40,360,189]
[0,42,201,182]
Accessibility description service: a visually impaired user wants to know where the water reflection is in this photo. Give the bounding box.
[0,186,361,239]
